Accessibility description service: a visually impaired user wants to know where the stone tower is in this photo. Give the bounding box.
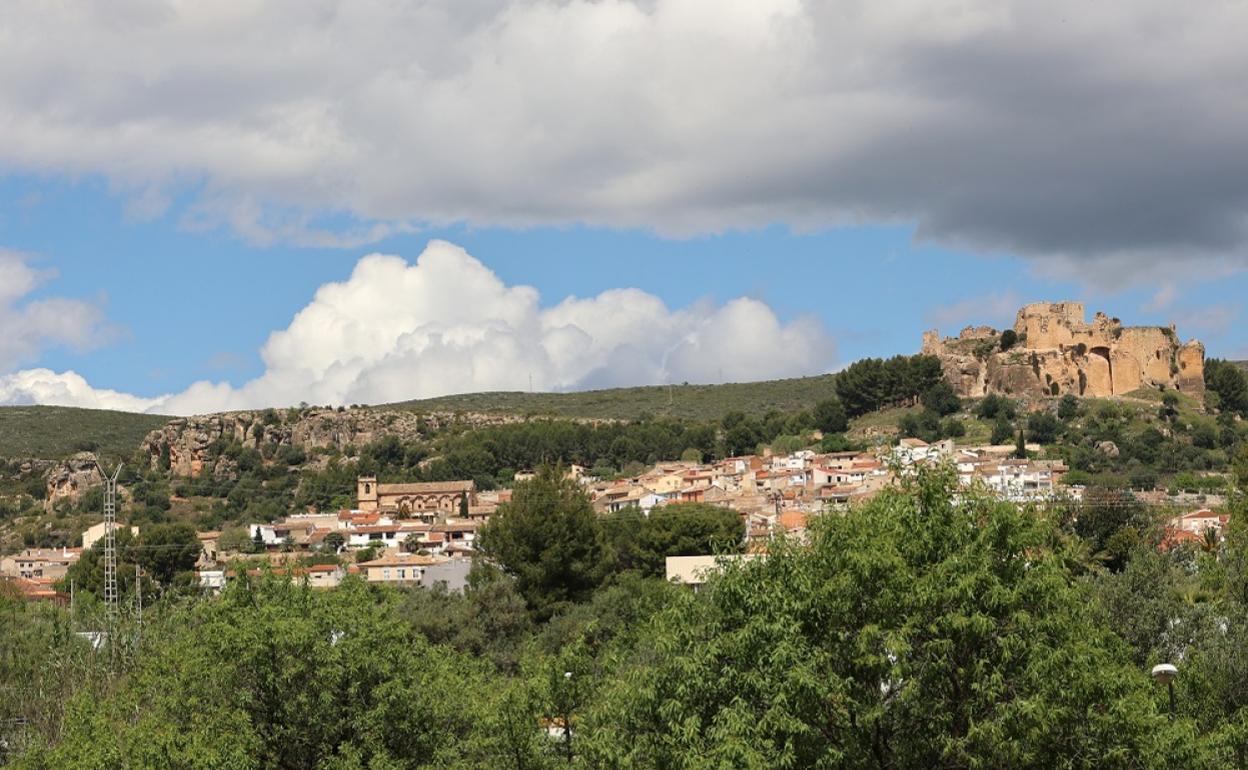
[357,476,379,512]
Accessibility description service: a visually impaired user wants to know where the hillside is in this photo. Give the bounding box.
[1235,360,1248,373]
[0,406,167,462]
[0,375,838,462]
[382,374,838,422]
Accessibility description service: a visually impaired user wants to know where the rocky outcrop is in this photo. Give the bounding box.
[922,301,1205,399]
[44,452,103,512]
[139,408,527,477]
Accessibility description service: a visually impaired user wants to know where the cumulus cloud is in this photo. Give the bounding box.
[2,0,1247,266]
[0,241,836,414]
[0,369,162,413]
[0,250,111,371]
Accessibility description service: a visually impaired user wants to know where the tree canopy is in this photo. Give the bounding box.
[580,467,1199,769]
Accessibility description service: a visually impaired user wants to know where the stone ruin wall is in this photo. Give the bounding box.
[923,301,1205,400]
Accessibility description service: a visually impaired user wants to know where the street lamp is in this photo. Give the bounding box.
[1151,663,1178,715]
[558,671,574,763]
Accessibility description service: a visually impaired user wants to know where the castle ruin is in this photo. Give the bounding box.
[921,301,1205,399]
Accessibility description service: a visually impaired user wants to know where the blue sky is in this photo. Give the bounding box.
[1,1,1245,414]
[4,174,1243,411]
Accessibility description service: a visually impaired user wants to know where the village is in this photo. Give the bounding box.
[2,435,1228,601]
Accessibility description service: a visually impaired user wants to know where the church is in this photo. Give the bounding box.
[356,476,476,515]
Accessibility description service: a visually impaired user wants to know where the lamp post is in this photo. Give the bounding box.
[560,671,574,763]
[1151,663,1178,715]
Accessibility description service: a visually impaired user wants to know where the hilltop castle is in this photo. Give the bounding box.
[921,301,1205,399]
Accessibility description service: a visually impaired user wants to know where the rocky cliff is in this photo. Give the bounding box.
[922,301,1205,399]
[138,408,526,477]
[43,452,104,512]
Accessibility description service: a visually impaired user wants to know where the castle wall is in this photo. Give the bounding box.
[929,301,1204,399]
[1109,349,1142,395]
[1084,350,1112,396]
[1177,341,1206,395]
[1014,301,1087,348]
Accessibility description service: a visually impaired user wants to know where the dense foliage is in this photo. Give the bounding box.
[1208,358,1248,417]
[834,354,944,417]
[7,462,1248,768]
[477,470,745,619]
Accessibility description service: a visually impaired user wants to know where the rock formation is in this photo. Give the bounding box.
[139,408,529,477]
[44,452,104,512]
[921,301,1205,399]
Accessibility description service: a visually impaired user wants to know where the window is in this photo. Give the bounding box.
[398,569,406,580]
[383,568,390,580]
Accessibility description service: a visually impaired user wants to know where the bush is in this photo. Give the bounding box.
[921,381,962,417]
[999,328,1018,351]
[990,416,1015,445]
[1026,412,1063,445]
[820,433,859,453]
[941,418,966,438]
[975,394,1016,421]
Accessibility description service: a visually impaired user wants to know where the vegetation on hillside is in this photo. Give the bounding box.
[0,406,166,463]
[7,463,1248,768]
[382,373,838,421]
[2,353,1245,555]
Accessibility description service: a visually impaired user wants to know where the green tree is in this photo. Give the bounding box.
[812,397,848,434]
[1070,487,1153,572]
[921,380,961,417]
[975,393,1017,420]
[600,502,744,578]
[135,523,201,585]
[580,467,1197,768]
[1207,359,1248,416]
[16,577,497,769]
[1027,411,1063,444]
[1058,393,1081,420]
[403,532,424,554]
[322,530,345,553]
[1160,392,1181,422]
[991,415,1014,445]
[476,467,604,620]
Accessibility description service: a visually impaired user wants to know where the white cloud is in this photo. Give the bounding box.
[927,290,1022,331]
[0,369,163,413]
[0,241,836,414]
[0,249,111,371]
[2,0,1247,266]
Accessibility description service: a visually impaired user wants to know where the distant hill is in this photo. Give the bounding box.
[0,406,167,463]
[1234,360,1248,373]
[0,375,839,461]
[383,374,838,422]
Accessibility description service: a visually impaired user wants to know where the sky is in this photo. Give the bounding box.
[1,0,1246,415]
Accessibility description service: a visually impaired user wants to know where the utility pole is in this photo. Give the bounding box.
[96,461,123,633]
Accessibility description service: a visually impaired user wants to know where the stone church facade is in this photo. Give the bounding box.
[356,477,476,514]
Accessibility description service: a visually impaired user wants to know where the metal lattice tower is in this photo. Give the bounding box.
[97,462,123,628]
